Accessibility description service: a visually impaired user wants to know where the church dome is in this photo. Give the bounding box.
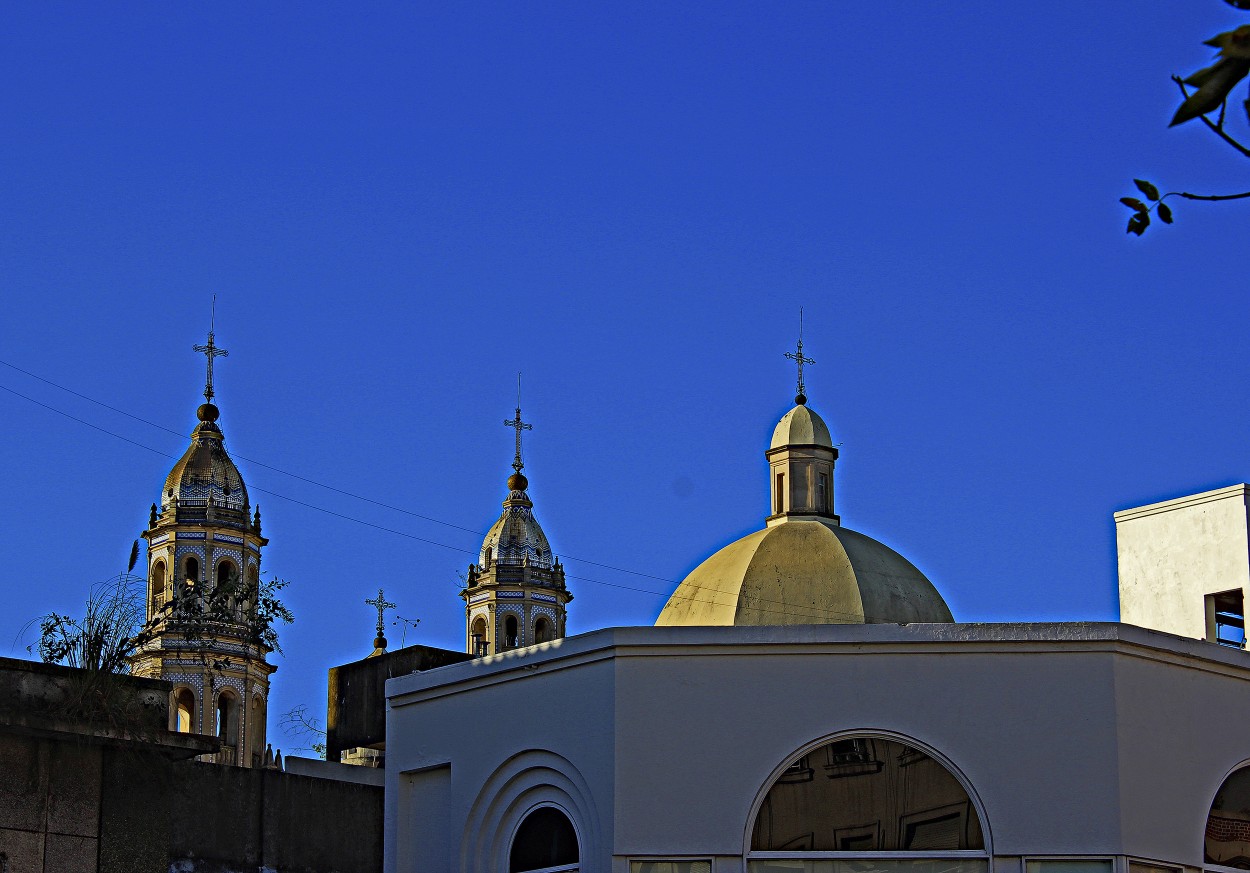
[480,488,554,569]
[655,519,952,626]
[162,405,249,517]
[770,402,833,449]
[657,385,953,628]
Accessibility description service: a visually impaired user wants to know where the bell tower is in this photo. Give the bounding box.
[461,387,572,656]
[129,317,276,767]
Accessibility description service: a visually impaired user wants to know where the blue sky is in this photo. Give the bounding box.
[2,2,1248,744]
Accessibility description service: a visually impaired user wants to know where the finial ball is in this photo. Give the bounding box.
[508,472,529,491]
[795,393,807,406]
[197,403,220,422]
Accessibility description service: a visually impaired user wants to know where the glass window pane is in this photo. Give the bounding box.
[631,862,712,873]
[1025,861,1113,873]
[751,737,984,851]
[748,859,988,873]
[1208,767,1250,868]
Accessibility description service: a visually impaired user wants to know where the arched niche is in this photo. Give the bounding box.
[150,561,168,613]
[1207,765,1250,868]
[748,734,988,871]
[509,805,579,873]
[535,617,552,644]
[172,687,196,734]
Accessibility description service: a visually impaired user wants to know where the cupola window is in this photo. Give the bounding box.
[184,557,199,586]
[535,617,552,644]
[504,615,519,649]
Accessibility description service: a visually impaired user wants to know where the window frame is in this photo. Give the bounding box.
[742,731,992,871]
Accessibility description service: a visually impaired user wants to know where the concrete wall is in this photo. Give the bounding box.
[168,761,383,873]
[1116,484,1250,640]
[385,623,1250,873]
[0,656,383,873]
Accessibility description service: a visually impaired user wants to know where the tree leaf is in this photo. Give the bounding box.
[1171,57,1250,125]
[1120,197,1149,213]
[1158,202,1174,223]
[1134,179,1160,200]
[1126,214,1150,235]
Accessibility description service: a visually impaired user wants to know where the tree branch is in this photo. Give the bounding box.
[1175,189,1250,201]
[1172,76,1250,158]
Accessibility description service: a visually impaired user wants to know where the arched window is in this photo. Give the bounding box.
[1207,766,1250,868]
[534,617,552,644]
[509,806,578,873]
[173,688,195,733]
[471,617,489,656]
[216,690,240,761]
[184,556,199,585]
[504,615,519,649]
[151,561,167,613]
[248,695,266,767]
[749,736,986,872]
[216,559,238,589]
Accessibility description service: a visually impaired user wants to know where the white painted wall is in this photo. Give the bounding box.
[385,623,1250,873]
[1115,485,1250,640]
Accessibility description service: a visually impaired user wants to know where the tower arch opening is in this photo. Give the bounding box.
[184,556,200,587]
[534,616,552,644]
[504,615,519,650]
[151,560,168,613]
[173,687,196,733]
[216,689,240,763]
[748,734,987,870]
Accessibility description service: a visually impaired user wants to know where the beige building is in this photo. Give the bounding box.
[1115,484,1250,647]
[384,375,1250,873]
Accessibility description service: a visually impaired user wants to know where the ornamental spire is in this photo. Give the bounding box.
[192,295,229,405]
[504,372,532,477]
[783,307,815,406]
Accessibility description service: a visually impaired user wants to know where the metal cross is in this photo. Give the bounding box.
[503,373,532,475]
[783,307,815,402]
[192,296,229,404]
[365,588,396,638]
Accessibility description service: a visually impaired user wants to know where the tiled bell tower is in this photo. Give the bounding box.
[129,320,276,766]
[461,391,571,656]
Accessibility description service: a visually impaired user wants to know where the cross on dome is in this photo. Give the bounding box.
[192,295,229,405]
[783,307,815,405]
[504,372,532,476]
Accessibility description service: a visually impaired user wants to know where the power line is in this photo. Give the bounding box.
[0,357,673,583]
[0,375,888,623]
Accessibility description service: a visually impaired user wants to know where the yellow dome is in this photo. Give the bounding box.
[655,519,952,627]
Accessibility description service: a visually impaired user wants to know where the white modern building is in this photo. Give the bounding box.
[383,379,1250,873]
